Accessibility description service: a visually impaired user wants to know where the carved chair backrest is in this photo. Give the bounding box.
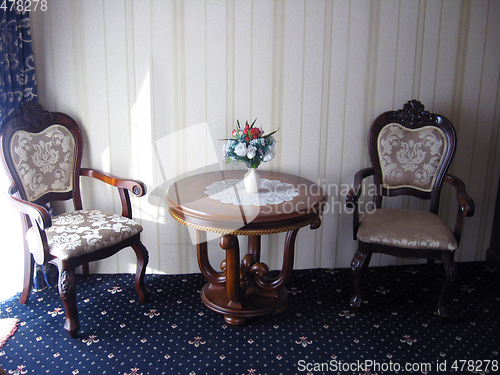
[0,102,84,209]
[368,100,456,214]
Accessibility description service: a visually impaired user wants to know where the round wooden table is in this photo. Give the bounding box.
[166,170,327,325]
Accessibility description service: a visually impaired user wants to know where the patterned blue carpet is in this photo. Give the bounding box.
[0,262,498,375]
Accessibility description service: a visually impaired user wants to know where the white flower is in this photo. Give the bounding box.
[223,140,233,154]
[249,138,260,146]
[246,145,257,159]
[234,142,247,157]
[263,148,275,162]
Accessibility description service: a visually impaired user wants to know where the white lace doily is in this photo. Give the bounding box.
[204,178,299,206]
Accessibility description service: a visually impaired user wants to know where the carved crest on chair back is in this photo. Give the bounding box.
[10,101,60,129]
[389,99,437,125]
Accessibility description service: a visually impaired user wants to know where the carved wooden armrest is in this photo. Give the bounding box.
[80,168,147,218]
[6,184,52,264]
[80,168,146,196]
[346,167,375,240]
[346,167,375,207]
[444,174,475,217]
[6,184,51,230]
[444,174,474,243]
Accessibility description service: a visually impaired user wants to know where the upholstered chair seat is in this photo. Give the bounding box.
[357,209,457,251]
[26,210,144,260]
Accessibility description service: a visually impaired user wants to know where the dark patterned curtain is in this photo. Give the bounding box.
[0,10,57,293]
[0,8,37,128]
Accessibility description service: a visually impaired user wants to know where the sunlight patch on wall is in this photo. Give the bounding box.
[146,122,222,224]
[155,122,220,182]
[100,147,111,175]
[131,70,154,188]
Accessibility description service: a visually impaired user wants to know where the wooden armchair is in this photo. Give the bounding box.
[0,102,151,337]
[346,100,474,322]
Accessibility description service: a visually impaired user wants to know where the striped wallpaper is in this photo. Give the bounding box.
[28,0,500,275]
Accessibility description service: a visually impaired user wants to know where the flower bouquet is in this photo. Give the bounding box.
[222,119,278,193]
[222,119,277,169]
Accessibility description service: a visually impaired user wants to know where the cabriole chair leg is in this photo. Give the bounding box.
[132,240,151,303]
[437,252,457,323]
[58,266,80,338]
[349,243,372,313]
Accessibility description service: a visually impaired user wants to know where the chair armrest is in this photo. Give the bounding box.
[443,174,474,245]
[444,174,475,217]
[80,168,147,197]
[6,184,51,264]
[80,168,147,218]
[5,185,51,230]
[346,167,375,240]
[346,167,375,207]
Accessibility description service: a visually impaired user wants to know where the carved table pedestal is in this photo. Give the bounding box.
[166,170,327,325]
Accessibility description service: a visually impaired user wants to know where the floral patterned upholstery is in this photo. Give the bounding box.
[357,209,457,251]
[377,123,448,192]
[10,125,76,201]
[1,103,152,338]
[27,209,143,261]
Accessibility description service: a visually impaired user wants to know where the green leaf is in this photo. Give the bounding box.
[263,129,279,138]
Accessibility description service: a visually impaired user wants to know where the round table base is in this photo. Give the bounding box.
[201,283,288,325]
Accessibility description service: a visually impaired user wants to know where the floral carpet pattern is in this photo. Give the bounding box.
[0,262,498,375]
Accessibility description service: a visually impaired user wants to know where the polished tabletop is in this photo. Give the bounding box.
[165,170,327,234]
